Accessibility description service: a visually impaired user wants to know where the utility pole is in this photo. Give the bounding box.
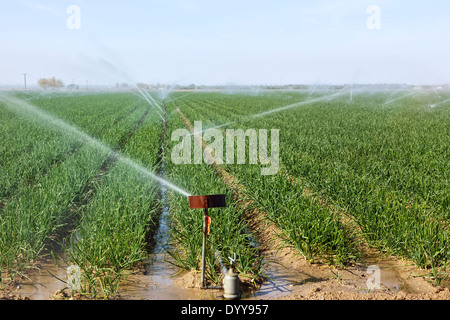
[23,73,27,91]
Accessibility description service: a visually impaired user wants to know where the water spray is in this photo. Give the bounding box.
[0,94,190,197]
[429,97,450,109]
[134,87,165,121]
[186,86,353,138]
[384,91,419,105]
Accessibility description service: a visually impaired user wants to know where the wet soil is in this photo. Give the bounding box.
[2,245,449,301]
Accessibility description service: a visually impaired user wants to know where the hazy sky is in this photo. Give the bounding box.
[1,0,449,87]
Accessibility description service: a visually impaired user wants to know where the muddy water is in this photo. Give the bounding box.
[119,255,222,300]
[120,254,298,300]
[7,250,433,300]
[120,252,412,300]
[362,255,411,292]
[9,258,67,300]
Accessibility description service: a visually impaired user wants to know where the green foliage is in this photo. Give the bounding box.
[1,89,449,293]
[0,92,161,295]
[165,102,264,285]
[169,90,450,276]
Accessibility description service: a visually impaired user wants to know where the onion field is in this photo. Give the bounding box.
[0,88,449,299]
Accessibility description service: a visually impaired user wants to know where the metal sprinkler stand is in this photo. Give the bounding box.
[188,195,226,289]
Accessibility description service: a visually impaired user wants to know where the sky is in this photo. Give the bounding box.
[1,0,450,87]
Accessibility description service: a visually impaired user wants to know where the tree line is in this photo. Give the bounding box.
[37,77,64,89]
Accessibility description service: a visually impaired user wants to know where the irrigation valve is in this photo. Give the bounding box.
[188,195,227,290]
[223,267,240,300]
[224,253,240,300]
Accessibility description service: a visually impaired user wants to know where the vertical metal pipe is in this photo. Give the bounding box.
[23,73,27,91]
[188,195,225,290]
[201,207,208,289]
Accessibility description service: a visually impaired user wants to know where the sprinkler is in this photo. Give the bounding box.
[188,195,226,289]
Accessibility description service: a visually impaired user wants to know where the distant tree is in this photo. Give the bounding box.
[38,77,64,89]
[37,78,49,89]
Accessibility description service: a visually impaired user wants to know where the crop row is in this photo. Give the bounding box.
[0,93,160,294]
[67,106,164,298]
[163,99,265,286]
[170,92,358,266]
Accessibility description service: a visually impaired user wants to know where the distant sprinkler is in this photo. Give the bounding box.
[23,73,27,91]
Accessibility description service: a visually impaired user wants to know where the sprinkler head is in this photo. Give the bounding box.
[188,195,226,209]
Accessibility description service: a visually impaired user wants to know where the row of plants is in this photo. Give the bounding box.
[164,99,265,287]
[278,92,450,274]
[171,93,359,266]
[0,93,153,289]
